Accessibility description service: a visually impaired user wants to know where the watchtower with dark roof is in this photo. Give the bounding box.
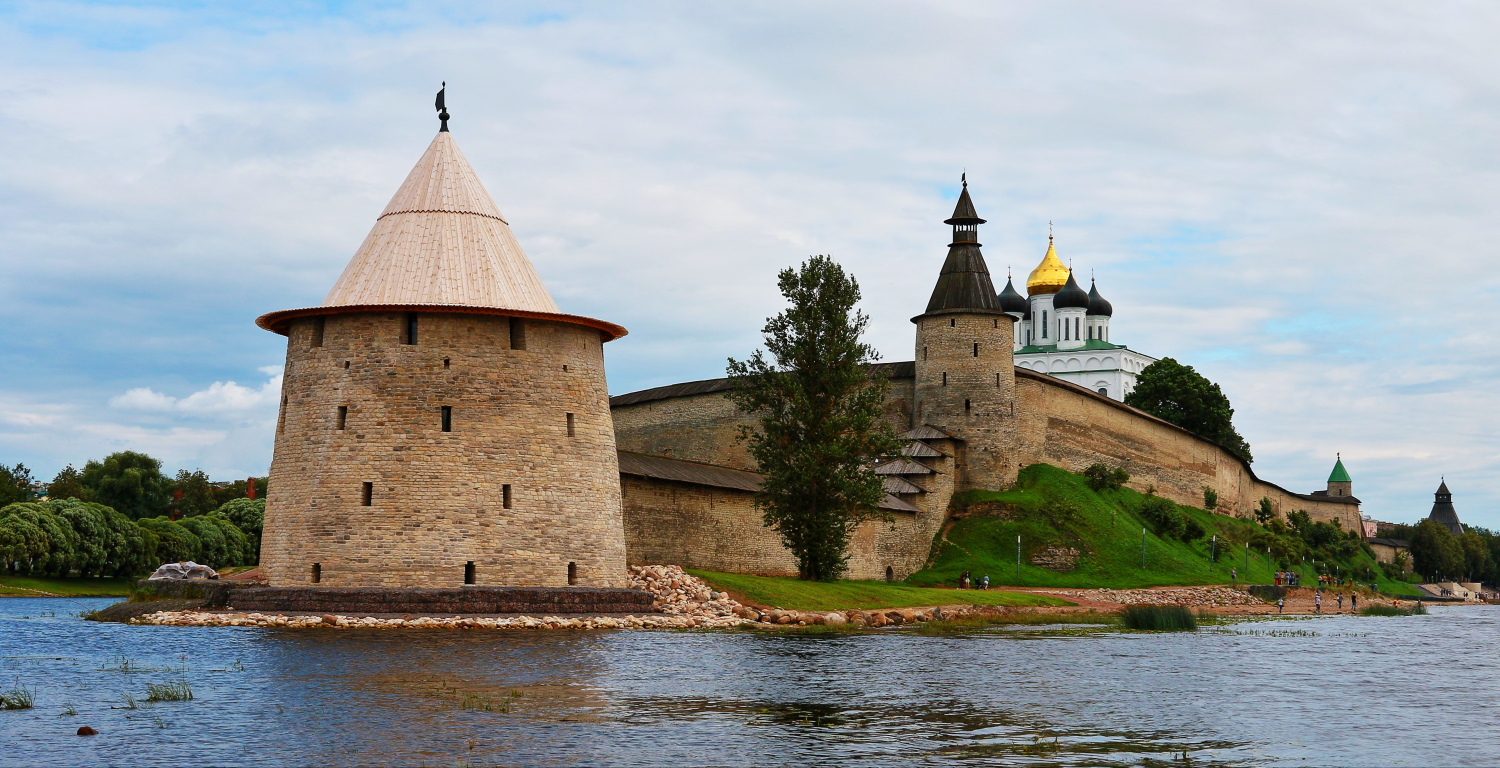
[910,178,1017,490]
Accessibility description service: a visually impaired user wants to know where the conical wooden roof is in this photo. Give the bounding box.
[259,131,625,339]
[323,131,559,312]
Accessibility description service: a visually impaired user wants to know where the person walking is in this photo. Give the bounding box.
[1231,567,1238,586]
[1277,597,1285,614]
[981,575,990,590]
[1337,593,1344,612]
[1351,593,1358,612]
[1315,591,1322,614]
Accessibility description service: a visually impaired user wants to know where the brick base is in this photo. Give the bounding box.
[227,586,657,615]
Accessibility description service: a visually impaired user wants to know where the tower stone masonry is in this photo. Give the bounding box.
[256,120,630,589]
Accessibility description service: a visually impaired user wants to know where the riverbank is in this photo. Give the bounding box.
[0,576,133,597]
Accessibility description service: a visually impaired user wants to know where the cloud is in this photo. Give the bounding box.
[1,2,1499,526]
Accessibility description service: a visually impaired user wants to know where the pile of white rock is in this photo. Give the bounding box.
[1048,586,1263,607]
[129,611,733,630]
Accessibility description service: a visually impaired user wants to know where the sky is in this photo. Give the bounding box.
[0,1,1496,527]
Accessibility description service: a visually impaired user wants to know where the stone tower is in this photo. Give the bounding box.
[911,178,1017,491]
[1427,479,1464,536]
[1326,455,1352,498]
[256,108,630,589]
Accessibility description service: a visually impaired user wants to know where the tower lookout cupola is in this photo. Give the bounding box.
[256,92,630,590]
[1427,479,1464,536]
[1327,454,1352,498]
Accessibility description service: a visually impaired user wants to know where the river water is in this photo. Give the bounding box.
[0,598,1494,767]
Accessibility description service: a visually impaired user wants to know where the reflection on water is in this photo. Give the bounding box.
[2,598,1497,767]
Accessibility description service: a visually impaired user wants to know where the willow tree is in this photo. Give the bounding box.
[727,256,899,581]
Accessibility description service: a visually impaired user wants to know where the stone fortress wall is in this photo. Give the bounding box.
[612,362,1362,579]
[262,310,628,589]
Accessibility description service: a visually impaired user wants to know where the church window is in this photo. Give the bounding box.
[441,406,452,432]
[404,313,419,345]
[1076,318,1081,339]
[336,405,347,431]
[311,317,325,348]
[1098,387,1108,396]
[1064,322,1069,341]
[502,484,513,509]
[568,562,578,585]
[1041,312,1048,338]
[361,482,373,506]
[1089,326,1094,340]
[464,561,476,585]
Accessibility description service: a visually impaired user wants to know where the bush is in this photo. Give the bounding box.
[1083,464,1130,492]
[137,518,201,565]
[1202,487,1218,511]
[1256,497,1275,524]
[1138,496,1186,539]
[1182,518,1207,542]
[1120,605,1197,631]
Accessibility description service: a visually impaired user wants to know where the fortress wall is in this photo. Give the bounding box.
[611,377,915,473]
[612,392,759,472]
[620,473,937,581]
[263,311,628,589]
[1013,370,1361,530]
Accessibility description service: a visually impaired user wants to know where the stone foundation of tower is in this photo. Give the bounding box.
[261,310,628,589]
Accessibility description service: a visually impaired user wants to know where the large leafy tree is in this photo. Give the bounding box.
[80,451,171,520]
[1125,358,1253,462]
[0,463,35,507]
[1409,519,1464,581]
[169,469,216,519]
[47,465,92,502]
[727,256,900,582]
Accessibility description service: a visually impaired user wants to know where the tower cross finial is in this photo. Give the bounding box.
[961,171,967,187]
[1049,220,1054,241]
[435,81,450,132]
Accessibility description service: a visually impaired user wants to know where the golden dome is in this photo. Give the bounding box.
[1026,236,1071,295]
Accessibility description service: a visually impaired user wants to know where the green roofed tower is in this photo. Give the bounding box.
[1326,454,1352,498]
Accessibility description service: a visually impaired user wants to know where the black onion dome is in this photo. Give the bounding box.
[998,277,1028,314]
[1087,279,1113,317]
[1052,271,1089,310]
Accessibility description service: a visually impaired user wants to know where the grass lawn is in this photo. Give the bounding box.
[908,464,1418,595]
[0,576,135,597]
[687,569,1071,611]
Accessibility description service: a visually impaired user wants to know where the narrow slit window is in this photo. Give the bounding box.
[361,482,373,506]
[942,372,947,386]
[923,346,928,361]
[996,372,1001,387]
[502,484,513,510]
[464,561,476,585]
[949,318,956,327]
[973,342,979,357]
[343,360,350,369]
[566,412,576,437]
[964,399,971,412]
[567,561,578,585]
[311,317,325,348]
[311,563,321,583]
[336,405,347,431]
[441,406,452,432]
[443,357,450,369]
[509,318,527,350]
[404,312,419,345]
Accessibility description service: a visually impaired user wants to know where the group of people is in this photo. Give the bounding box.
[1274,571,1302,587]
[957,571,990,590]
[1276,590,1359,614]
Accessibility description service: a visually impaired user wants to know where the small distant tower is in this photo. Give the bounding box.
[256,93,630,589]
[1427,479,1464,536]
[912,177,1016,490]
[998,275,1028,351]
[1086,278,1112,342]
[1326,454,1352,497]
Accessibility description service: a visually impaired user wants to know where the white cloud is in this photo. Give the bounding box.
[110,387,178,411]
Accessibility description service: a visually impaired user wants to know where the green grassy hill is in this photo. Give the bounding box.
[908,464,1421,595]
[0,576,134,597]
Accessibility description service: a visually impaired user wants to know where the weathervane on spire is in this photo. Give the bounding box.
[436,81,450,132]
[961,171,967,187]
[1049,221,1054,241]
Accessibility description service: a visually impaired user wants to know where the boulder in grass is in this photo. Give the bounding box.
[147,561,219,581]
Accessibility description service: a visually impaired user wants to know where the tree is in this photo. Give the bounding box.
[1255,497,1275,524]
[1202,487,1218,511]
[1084,463,1130,492]
[727,256,900,581]
[80,452,171,520]
[169,469,216,519]
[1124,358,1253,462]
[1409,519,1464,581]
[0,464,35,507]
[47,465,91,502]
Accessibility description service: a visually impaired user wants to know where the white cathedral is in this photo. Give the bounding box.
[997,234,1157,400]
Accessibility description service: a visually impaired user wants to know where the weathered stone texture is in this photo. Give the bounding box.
[230,586,654,615]
[912,313,1017,491]
[620,474,938,581]
[262,311,628,589]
